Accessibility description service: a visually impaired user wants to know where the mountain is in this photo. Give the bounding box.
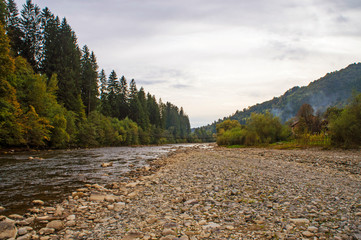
[196,62,361,134]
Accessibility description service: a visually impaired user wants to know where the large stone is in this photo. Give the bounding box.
[113,202,126,211]
[0,217,17,239]
[39,227,55,235]
[89,193,106,201]
[32,200,44,205]
[290,218,310,225]
[65,220,76,227]
[46,220,64,230]
[202,222,221,230]
[18,227,28,236]
[16,233,31,240]
[8,214,23,220]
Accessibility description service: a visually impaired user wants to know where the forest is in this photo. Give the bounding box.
[194,62,361,142]
[216,93,361,148]
[0,0,192,149]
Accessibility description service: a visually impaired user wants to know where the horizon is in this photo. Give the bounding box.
[14,0,361,128]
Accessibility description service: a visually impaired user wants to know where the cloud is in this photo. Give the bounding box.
[14,0,361,127]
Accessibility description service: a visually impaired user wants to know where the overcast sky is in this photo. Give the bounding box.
[15,0,361,127]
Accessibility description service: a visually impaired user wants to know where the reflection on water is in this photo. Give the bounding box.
[0,144,208,216]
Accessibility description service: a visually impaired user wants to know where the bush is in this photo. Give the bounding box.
[329,93,361,148]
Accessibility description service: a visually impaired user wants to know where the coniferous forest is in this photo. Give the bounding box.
[0,0,191,148]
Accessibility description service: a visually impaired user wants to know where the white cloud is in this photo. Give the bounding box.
[15,0,361,127]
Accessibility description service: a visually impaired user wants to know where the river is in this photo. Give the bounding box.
[0,144,206,216]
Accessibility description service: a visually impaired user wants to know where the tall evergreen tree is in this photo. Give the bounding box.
[106,70,120,118]
[80,45,98,115]
[117,75,129,119]
[19,0,42,70]
[5,0,23,56]
[147,93,161,127]
[43,18,83,116]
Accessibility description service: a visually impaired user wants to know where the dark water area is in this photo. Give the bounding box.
[0,144,204,216]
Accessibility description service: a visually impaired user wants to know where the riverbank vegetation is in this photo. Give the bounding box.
[0,0,192,149]
[216,93,361,149]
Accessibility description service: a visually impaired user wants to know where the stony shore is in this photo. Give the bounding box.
[1,145,361,240]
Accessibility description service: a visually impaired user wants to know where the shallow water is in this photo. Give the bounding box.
[0,144,205,216]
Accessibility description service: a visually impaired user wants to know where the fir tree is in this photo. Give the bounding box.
[19,0,42,70]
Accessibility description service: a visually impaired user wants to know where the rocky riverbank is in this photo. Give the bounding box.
[1,146,361,240]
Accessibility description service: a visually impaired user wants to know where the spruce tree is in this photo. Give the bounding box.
[5,0,23,56]
[19,0,42,70]
[118,75,129,119]
[80,45,98,115]
[107,70,120,118]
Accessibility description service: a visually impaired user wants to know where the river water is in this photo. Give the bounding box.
[0,144,205,216]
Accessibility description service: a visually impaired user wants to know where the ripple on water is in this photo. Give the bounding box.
[0,143,207,216]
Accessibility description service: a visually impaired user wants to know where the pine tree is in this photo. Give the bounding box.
[80,45,99,115]
[19,0,42,70]
[5,0,23,56]
[117,75,129,119]
[107,70,120,118]
[44,17,84,117]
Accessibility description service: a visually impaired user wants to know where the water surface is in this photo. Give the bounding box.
[0,144,206,215]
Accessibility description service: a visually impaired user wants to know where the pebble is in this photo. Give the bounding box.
[10,146,361,240]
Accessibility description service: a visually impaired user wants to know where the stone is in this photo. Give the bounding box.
[89,193,106,201]
[0,217,17,239]
[114,202,126,211]
[101,162,113,167]
[104,195,117,202]
[8,214,23,220]
[302,231,314,237]
[32,200,44,205]
[123,232,142,240]
[198,220,207,225]
[65,221,76,227]
[17,217,35,226]
[18,227,28,236]
[162,229,176,236]
[290,218,310,225]
[307,226,318,232]
[39,227,55,235]
[184,199,198,205]
[46,220,64,230]
[17,233,31,240]
[160,236,175,240]
[54,206,64,216]
[127,192,138,198]
[203,222,221,230]
[66,215,76,221]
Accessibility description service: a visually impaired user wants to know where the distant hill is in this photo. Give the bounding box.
[196,62,361,134]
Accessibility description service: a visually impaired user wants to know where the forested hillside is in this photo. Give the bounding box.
[194,62,361,140]
[0,0,191,148]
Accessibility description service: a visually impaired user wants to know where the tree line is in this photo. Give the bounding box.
[216,93,361,148]
[0,0,191,148]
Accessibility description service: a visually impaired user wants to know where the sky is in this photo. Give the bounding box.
[15,0,361,127]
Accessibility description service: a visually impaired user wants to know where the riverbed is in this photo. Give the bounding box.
[0,144,204,216]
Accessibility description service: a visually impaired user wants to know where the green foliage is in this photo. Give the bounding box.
[328,93,361,148]
[197,63,361,136]
[216,112,291,146]
[0,1,193,149]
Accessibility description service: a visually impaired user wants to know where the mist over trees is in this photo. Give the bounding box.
[194,62,361,142]
[0,0,191,148]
